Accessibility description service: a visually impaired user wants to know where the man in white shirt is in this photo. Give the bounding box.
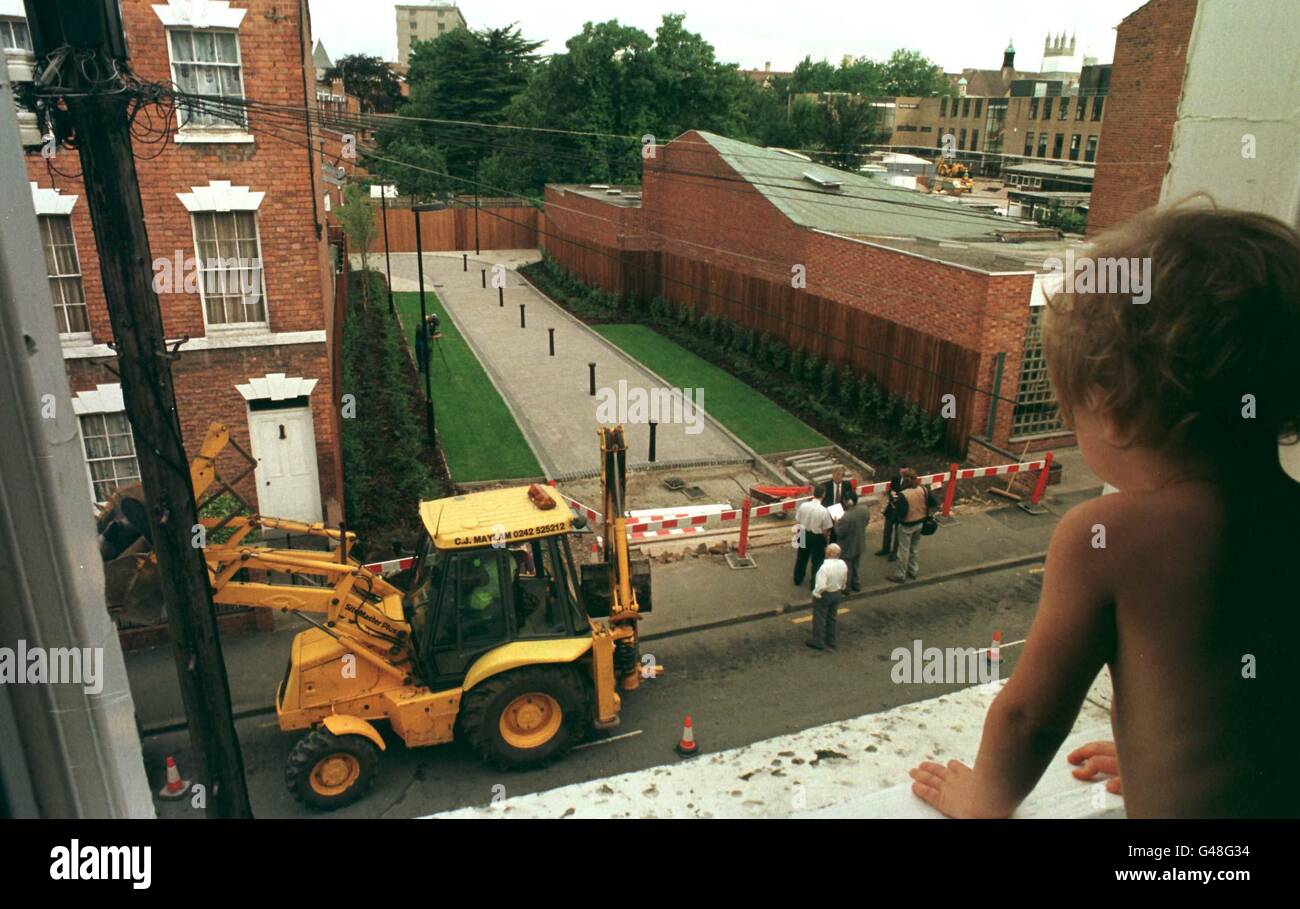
[793,490,834,589]
[809,543,848,650]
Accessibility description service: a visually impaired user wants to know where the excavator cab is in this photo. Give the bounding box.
[404,531,594,690]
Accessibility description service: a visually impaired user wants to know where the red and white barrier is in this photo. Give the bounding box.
[361,555,414,577]
[419,453,1054,556]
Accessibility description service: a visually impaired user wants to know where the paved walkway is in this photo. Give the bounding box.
[373,251,754,478]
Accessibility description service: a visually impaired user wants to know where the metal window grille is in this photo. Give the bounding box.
[1012,306,1065,437]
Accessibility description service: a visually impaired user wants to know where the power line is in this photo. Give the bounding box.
[173,92,1050,336]
[172,93,1029,411]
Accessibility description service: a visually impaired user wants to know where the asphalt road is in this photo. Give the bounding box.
[144,561,1045,818]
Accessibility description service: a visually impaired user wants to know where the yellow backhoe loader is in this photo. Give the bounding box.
[107,421,653,810]
[933,157,974,194]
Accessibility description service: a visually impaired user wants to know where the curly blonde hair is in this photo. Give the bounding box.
[1042,203,1300,465]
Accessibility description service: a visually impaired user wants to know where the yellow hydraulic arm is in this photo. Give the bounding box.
[596,426,645,691]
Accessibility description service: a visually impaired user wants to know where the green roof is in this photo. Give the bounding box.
[691,131,1015,242]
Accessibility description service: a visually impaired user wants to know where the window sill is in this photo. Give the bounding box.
[175,129,255,145]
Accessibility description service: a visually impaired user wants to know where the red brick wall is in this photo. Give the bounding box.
[1087,0,1199,234]
[26,1,342,519]
[65,342,338,510]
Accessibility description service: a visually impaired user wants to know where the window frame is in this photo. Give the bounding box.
[38,213,91,341]
[77,410,142,506]
[189,209,271,331]
[165,26,252,140]
[1,17,32,51]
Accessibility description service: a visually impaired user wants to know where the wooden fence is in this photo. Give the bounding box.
[543,229,982,451]
[364,203,545,253]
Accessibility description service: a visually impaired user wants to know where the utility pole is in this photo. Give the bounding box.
[26,0,252,817]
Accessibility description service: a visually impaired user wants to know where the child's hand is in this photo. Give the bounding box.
[909,760,1012,818]
[1067,740,1123,793]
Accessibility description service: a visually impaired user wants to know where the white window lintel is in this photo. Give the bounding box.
[178,180,264,212]
[152,1,246,29]
[236,373,319,403]
[30,182,77,216]
[71,383,125,416]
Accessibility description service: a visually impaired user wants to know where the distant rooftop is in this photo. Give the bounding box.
[690,131,1028,245]
[1004,161,1096,181]
[550,184,644,208]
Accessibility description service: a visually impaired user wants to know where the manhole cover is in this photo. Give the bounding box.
[683,485,706,500]
[662,477,686,491]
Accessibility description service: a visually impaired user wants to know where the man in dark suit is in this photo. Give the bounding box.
[821,467,855,543]
[821,467,855,510]
[835,497,871,592]
[876,466,907,561]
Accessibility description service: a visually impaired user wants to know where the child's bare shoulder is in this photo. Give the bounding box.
[1055,484,1226,570]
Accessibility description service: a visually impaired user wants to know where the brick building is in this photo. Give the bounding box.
[543,131,1082,459]
[15,0,342,523]
[1086,0,1198,233]
[882,37,1111,177]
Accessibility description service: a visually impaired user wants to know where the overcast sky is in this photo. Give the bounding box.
[306,0,1142,72]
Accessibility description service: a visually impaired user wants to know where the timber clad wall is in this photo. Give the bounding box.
[543,130,1056,454]
[364,204,544,253]
[26,0,342,518]
[1087,0,1198,233]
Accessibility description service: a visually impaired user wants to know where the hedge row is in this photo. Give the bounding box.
[340,271,443,550]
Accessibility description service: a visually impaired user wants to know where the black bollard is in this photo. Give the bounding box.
[462,253,467,271]
[499,286,504,307]
[588,362,596,396]
[648,421,658,462]
[548,327,555,356]
[481,268,486,288]
[519,303,526,328]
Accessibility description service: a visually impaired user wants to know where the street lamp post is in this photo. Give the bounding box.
[379,184,394,314]
[412,200,447,444]
[472,157,480,256]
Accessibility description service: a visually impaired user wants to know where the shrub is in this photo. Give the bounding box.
[921,411,948,449]
[769,341,788,372]
[900,399,921,439]
[789,347,804,381]
[800,351,821,390]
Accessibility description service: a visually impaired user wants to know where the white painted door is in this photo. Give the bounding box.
[247,406,323,523]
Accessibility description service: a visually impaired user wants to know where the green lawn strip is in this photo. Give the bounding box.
[393,291,542,482]
[592,324,828,454]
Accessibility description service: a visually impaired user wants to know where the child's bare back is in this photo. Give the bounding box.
[1091,474,1300,817]
[910,206,1300,819]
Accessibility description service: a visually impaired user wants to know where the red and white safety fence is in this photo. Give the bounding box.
[424,452,1054,560]
[361,555,415,577]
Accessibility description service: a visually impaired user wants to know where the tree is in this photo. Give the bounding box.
[335,183,377,305]
[879,49,949,96]
[367,134,452,202]
[481,14,753,194]
[810,94,881,169]
[325,54,404,113]
[398,24,542,186]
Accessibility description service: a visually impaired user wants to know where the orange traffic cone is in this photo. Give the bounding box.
[674,715,700,758]
[158,755,190,800]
